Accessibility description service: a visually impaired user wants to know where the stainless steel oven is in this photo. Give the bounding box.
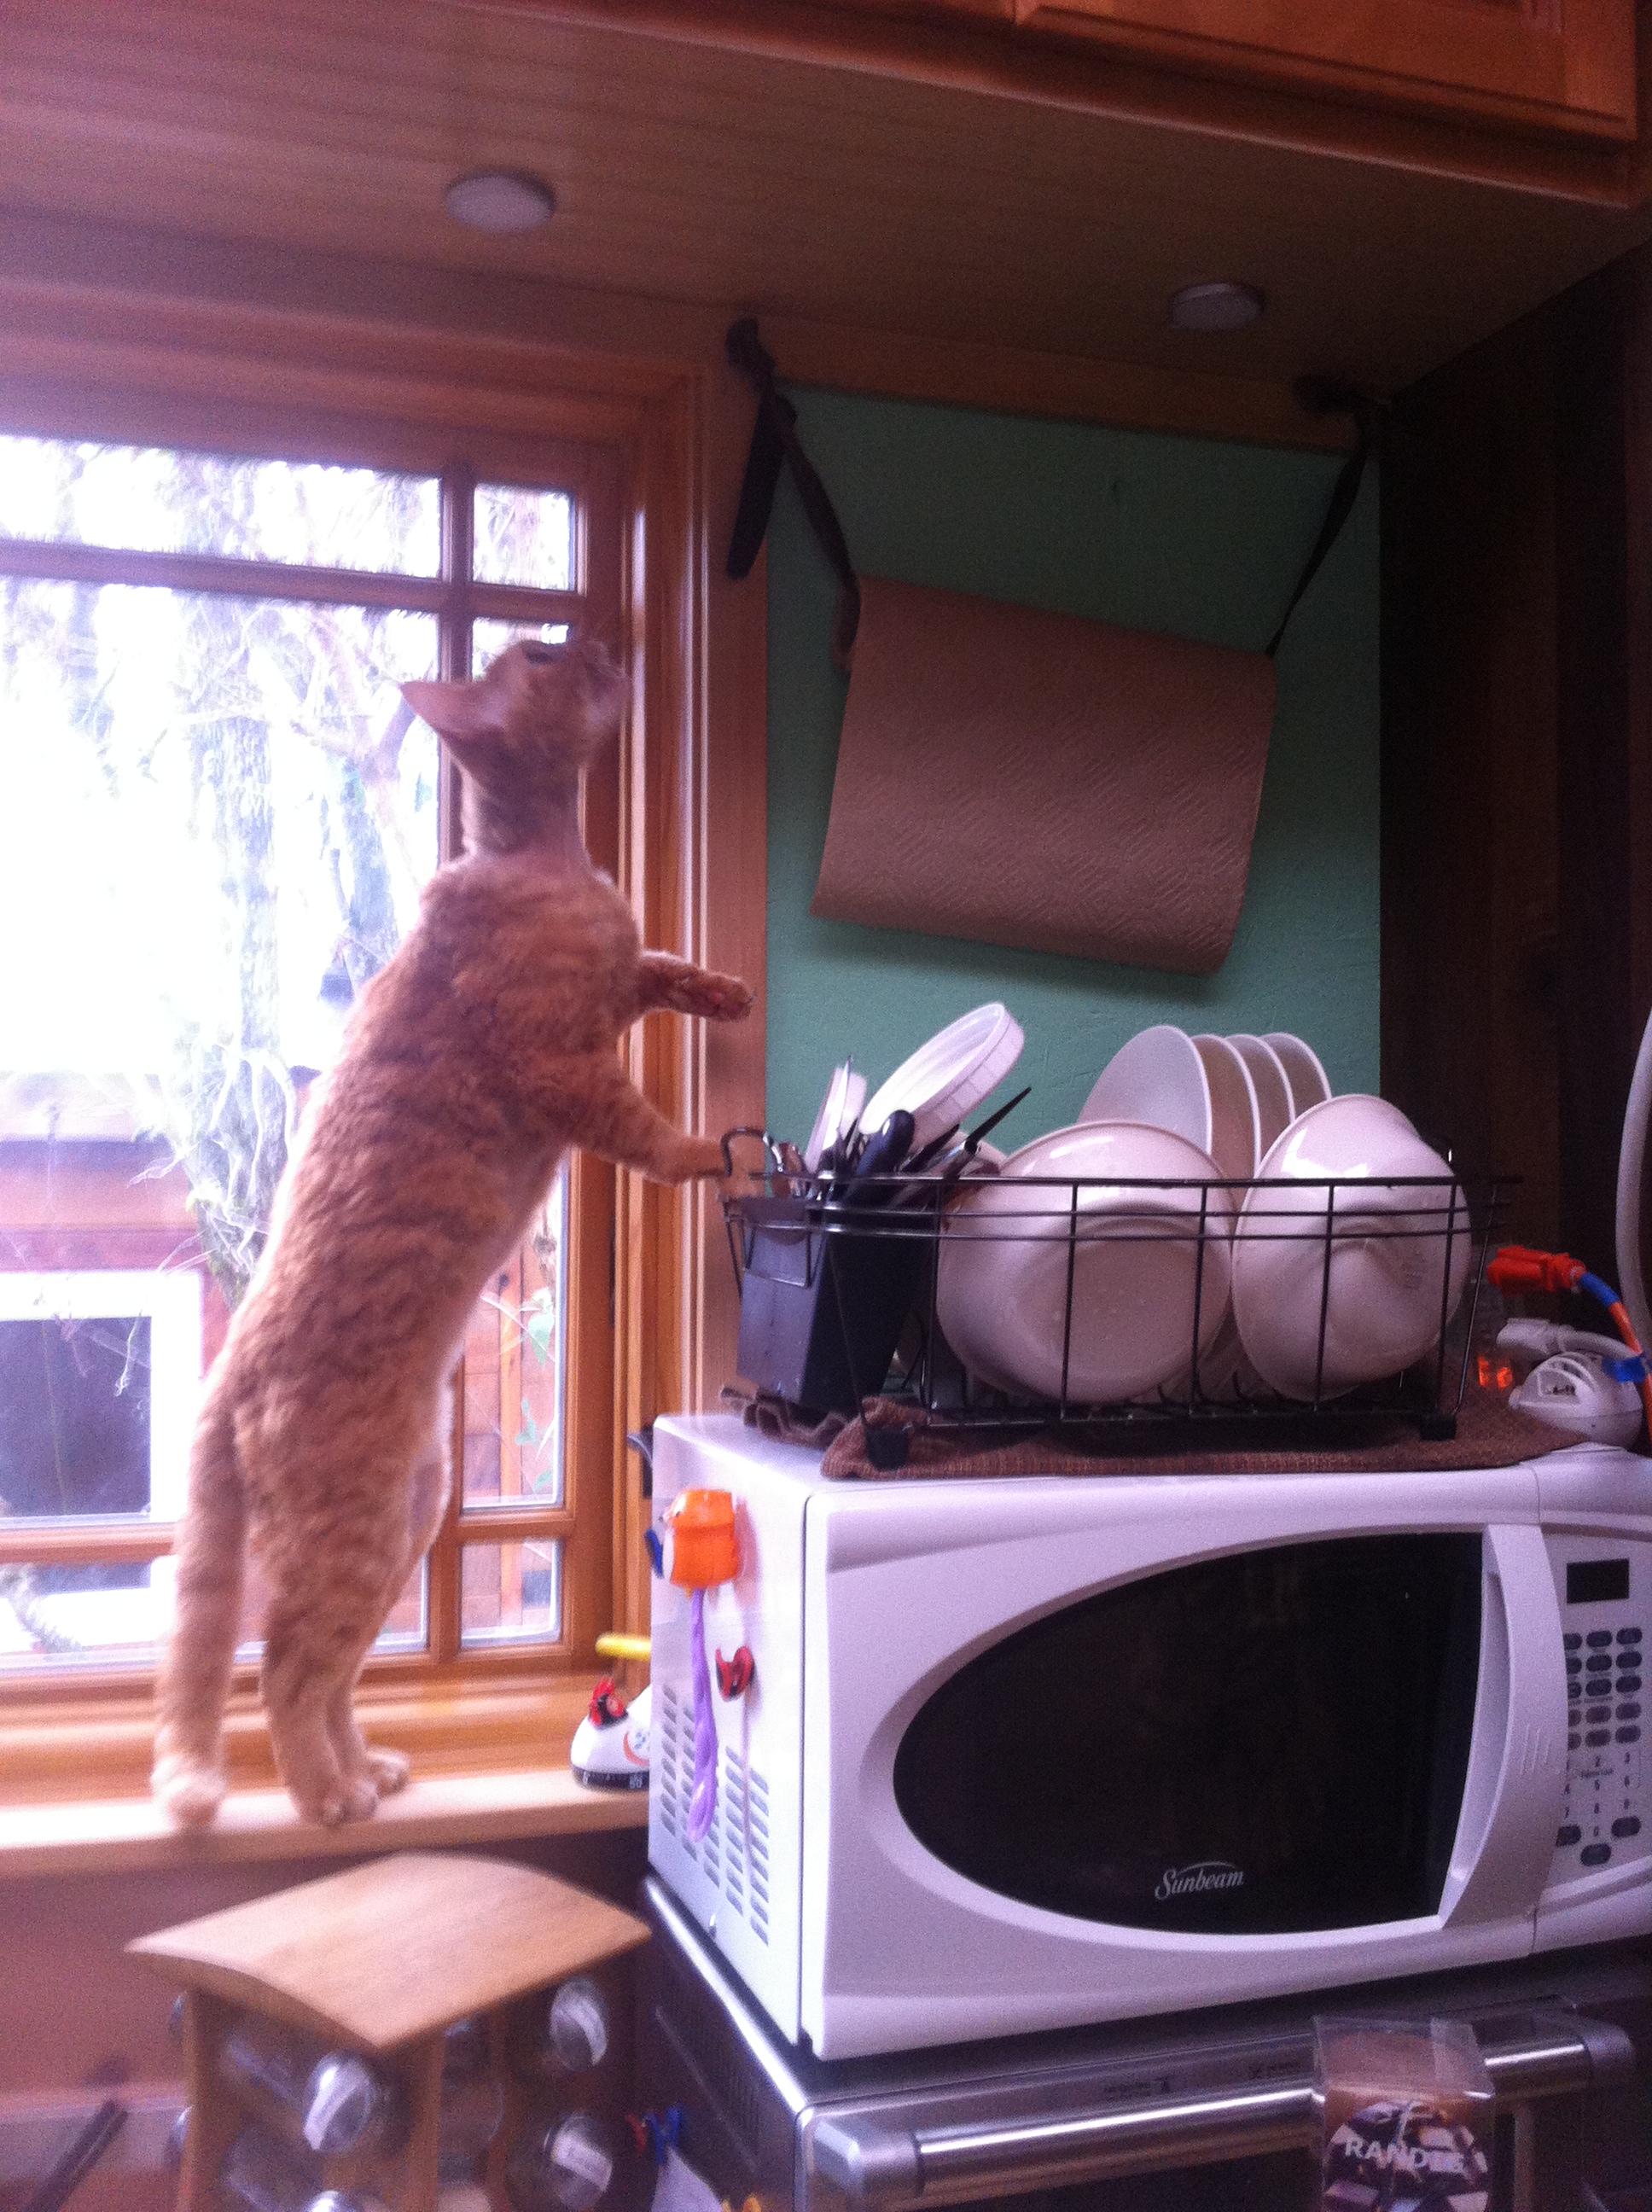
[635,1877,1647,2212]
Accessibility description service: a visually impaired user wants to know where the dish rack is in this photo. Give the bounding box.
[719,1129,1516,1440]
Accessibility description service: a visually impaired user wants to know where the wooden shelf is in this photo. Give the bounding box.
[0,1768,648,1883]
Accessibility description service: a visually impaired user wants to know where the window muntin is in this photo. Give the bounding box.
[0,426,597,1682]
[0,434,442,575]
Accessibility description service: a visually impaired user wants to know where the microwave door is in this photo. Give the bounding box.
[892,1530,1492,1937]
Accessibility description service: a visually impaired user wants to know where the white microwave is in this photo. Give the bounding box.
[647,1413,1652,2061]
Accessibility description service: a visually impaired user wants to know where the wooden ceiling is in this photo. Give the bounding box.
[4,0,1652,407]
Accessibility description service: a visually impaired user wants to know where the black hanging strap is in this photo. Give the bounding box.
[1265,379,1383,659]
[725,319,862,668]
[725,320,1377,672]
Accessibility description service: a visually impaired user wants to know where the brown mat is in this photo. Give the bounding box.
[811,578,1278,975]
[723,1382,1580,1479]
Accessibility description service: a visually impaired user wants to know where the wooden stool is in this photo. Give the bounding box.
[131,1850,649,2212]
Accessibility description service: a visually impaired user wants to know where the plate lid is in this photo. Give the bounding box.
[861,1002,1025,1152]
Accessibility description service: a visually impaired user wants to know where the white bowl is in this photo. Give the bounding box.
[936,1121,1235,1404]
[1226,1034,1294,1156]
[1261,1032,1332,1119]
[1191,1033,1259,1179]
[1233,1095,1474,1400]
[861,1002,1024,1155]
[1079,1026,1213,1153]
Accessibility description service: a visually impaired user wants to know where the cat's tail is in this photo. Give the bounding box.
[152,1382,247,1829]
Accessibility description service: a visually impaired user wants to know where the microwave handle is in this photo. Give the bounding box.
[1439,1522,1569,1928]
[806,2014,1632,2211]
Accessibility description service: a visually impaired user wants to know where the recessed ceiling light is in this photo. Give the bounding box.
[1167,281,1265,333]
[445,172,556,235]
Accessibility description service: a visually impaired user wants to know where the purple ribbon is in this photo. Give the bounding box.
[686,1586,718,1845]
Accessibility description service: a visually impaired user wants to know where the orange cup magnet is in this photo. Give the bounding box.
[667,1487,740,1588]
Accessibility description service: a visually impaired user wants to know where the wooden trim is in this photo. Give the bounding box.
[454,1505,577,1545]
[0,1523,175,1570]
[2,215,1371,457]
[0,1666,608,1802]
[0,1767,646,1883]
[0,534,587,622]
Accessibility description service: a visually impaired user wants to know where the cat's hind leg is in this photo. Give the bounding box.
[324,1424,451,1802]
[259,1464,422,1825]
[153,1383,247,1829]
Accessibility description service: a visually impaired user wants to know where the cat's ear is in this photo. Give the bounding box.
[399,677,509,749]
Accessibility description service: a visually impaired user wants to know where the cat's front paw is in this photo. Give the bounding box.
[698,971,754,1022]
[679,1134,730,1179]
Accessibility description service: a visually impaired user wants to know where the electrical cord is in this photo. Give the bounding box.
[1616,998,1652,1367]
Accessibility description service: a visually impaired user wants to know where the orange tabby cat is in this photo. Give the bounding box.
[153,640,752,1827]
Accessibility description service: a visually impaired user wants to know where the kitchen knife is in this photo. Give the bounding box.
[843,1109,916,1205]
[963,1085,1030,1153]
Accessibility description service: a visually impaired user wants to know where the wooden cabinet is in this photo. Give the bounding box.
[1013,0,1637,140]
[833,0,1638,143]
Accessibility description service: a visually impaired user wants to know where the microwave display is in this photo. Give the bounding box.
[1568,1557,1631,1604]
[893,1533,1483,1936]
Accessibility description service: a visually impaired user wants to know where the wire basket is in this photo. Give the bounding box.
[719,1129,1516,1439]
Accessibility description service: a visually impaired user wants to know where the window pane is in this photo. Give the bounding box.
[471,619,570,674]
[0,435,441,575]
[0,1550,426,1673]
[0,1559,170,1669]
[472,485,573,589]
[0,1272,202,1521]
[461,1539,561,1648]
[0,577,441,1661]
[0,581,439,1109]
[459,1177,567,1510]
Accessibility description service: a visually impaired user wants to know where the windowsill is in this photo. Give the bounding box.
[0,1766,648,1880]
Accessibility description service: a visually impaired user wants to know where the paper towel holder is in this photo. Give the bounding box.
[723,317,1382,669]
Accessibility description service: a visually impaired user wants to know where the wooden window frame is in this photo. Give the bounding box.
[0,282,753,1807]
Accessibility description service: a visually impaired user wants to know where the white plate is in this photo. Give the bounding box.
[937,1120,1234,1404]
[1233,1094,1473,1400]
[1261,1032,1332,1120]
[860,1003,1024,1155]
[1079,1026,1213,1153]
[1226,1034,1294,1156]
[1191,1033,1259,1180]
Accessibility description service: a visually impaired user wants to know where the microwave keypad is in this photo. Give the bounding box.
[1555,1610,1649,1878]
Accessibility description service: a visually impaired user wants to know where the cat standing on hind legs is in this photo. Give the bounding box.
[152,639,753,1828]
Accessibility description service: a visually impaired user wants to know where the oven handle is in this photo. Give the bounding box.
[805,2013,1634,2209]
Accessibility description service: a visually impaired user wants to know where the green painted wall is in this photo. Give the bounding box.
[765,387,1379,1151]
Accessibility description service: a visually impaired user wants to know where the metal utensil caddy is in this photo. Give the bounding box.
[719,1129,1515,1439]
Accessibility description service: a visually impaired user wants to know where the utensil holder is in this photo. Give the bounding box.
[731,1191,934,1417]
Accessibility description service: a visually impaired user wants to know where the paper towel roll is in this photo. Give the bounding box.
[811,578,1278,975]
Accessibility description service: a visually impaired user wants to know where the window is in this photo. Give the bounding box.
[0,365,662,1795]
